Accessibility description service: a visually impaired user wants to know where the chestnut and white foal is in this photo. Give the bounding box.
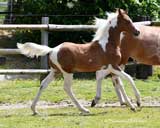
[92,24,160,108]
[17,9,140,114]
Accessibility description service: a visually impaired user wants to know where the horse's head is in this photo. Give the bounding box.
[117,9,140,36]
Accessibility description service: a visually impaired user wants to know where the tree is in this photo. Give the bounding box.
[12,0,160,46]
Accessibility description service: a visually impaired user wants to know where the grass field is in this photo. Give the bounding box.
[0,107,160,128]
[0,78,160,104]
[0,78,159,127]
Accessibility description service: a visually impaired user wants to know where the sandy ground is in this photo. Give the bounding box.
[0,99,159,110]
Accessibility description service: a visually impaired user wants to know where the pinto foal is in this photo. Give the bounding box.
[92,24,160,107]
[17,9,140,114]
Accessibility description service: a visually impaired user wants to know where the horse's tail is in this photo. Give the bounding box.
[17,42,52,58]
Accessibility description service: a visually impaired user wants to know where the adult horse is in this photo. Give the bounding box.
[17,9,140,114]
[91,24,160,107]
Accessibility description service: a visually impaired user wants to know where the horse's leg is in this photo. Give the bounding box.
[91,70,110,107]
[107,65,136,110]
[112,75,136,110]
[109,65,141,109]
[111,75,126,105]
[118,71,141,107]
[63,72,89,113]
[31,69,55,115]
[91,69,126,107]
[111,64,126,105]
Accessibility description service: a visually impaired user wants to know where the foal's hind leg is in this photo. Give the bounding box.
[108,65,136,110]
[111,76,126,106]
[31,69,55,115]
[112,75,136,110]
[63,72,89,113]
[91,70,126,107]
[119,71,141,107]
[110,65,141,109]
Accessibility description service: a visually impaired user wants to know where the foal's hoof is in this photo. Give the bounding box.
[32,111,39,116]
[120,102,127,106]
[81,108,90,114]
[136,101,141,107]
[91,100,96,107]
[31,106,38,116]
[130,107,136,112]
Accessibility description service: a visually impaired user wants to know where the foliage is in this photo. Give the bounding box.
[106,0,160,20]
[12,0,160,46]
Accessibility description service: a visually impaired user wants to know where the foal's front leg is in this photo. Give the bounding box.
[112,75,135,110]
[110,65,141,110]
[118,71,141,107]
[63,72,89,113]
[91,70,110,107]
[91,70,126,107]
[111,76,126,105]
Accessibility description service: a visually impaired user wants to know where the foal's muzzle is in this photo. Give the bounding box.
[134,30,140,36]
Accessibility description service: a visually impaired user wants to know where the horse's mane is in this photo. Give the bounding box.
[92,12,118,42]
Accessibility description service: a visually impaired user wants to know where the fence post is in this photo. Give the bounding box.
[40,17,49,81]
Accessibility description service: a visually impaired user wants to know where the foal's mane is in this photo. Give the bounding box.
[92,12,118,42]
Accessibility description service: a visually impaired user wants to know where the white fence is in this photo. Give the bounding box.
[0,17,159,75]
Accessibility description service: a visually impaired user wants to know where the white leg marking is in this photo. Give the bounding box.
[94,67,125,106]
[31,69,55,114]
[110,64,141,105]
[115,64,127,105]
[120,71,141,106]
[63,73,89,113]
[108,65,136,109]
[111,76,126,105]
[112,76,135,109]
[94,70,110,104]
[120,64,125,71]
[91,69,111,107]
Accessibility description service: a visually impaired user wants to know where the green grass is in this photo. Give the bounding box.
[0,78,159,104]
[0,78,159,127]
[0,107,160,128]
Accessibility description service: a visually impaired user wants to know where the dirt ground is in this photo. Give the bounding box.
[0,98,159,110]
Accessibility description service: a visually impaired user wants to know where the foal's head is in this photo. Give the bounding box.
[117,9,140,36]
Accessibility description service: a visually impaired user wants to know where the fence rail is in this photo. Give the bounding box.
[0,18,159,78]
[0,21,159,31]
[0,24,96,31]
[134,21,160,26]
[0,2,8,7]
[0,69,50,74]
[0,49,20,55]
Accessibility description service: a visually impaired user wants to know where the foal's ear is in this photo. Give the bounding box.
[117,8,122,16]
[117,8,127,16]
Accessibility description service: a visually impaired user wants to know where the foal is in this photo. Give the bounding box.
[92,24,160,107]
[17,9,140,114]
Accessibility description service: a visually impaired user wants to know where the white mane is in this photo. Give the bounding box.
[92,12,118,51]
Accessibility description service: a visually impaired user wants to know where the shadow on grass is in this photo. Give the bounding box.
[47,111,108,117]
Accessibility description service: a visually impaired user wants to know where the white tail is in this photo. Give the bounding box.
[17,42,52,58]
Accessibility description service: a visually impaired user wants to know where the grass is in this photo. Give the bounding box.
[0,107,160,128]
[0,78,159,127]
[0,78,159,104]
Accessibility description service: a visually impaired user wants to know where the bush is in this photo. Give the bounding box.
[12,0,160,46]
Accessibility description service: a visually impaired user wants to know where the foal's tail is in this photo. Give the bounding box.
[17,42,52,58]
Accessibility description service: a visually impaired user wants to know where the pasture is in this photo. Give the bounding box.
[0,77,159,128]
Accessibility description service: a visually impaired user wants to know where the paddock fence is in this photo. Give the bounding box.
[0,17,159,76]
